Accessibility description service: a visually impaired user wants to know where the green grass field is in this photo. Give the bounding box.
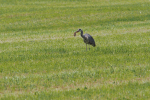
[0,0,150,99]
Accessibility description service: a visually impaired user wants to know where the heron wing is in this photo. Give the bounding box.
[84,34,96,47]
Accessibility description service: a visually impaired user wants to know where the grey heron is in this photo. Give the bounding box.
[74,29,96,51]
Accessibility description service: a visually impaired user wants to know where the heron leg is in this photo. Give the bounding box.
[86,44,87,51]
[89,45,90,50]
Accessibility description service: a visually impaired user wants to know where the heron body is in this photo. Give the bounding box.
[74,29,96,51]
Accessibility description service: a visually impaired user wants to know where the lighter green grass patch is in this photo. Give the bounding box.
[0,0,150,99]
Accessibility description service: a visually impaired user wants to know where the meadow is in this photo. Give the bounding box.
[0,0,150,99]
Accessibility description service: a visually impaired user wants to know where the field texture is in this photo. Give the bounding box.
[0,0,150,99]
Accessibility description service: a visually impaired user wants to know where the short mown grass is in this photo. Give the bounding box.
[0,0,150,99]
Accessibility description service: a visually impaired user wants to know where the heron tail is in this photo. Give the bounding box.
[92,43,96,47]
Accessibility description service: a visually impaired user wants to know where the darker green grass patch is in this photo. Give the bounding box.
[98,44,149,55]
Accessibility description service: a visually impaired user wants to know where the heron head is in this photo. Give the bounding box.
[78,29,82,31]
[74,29,82,36]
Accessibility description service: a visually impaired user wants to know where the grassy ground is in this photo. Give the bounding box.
[0,0,150,99]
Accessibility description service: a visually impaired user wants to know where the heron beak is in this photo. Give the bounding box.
[74,30,79,36]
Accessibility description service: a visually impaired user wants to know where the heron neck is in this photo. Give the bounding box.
[80,30,84,38]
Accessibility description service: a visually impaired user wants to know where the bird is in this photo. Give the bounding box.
[74,29,96,51]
